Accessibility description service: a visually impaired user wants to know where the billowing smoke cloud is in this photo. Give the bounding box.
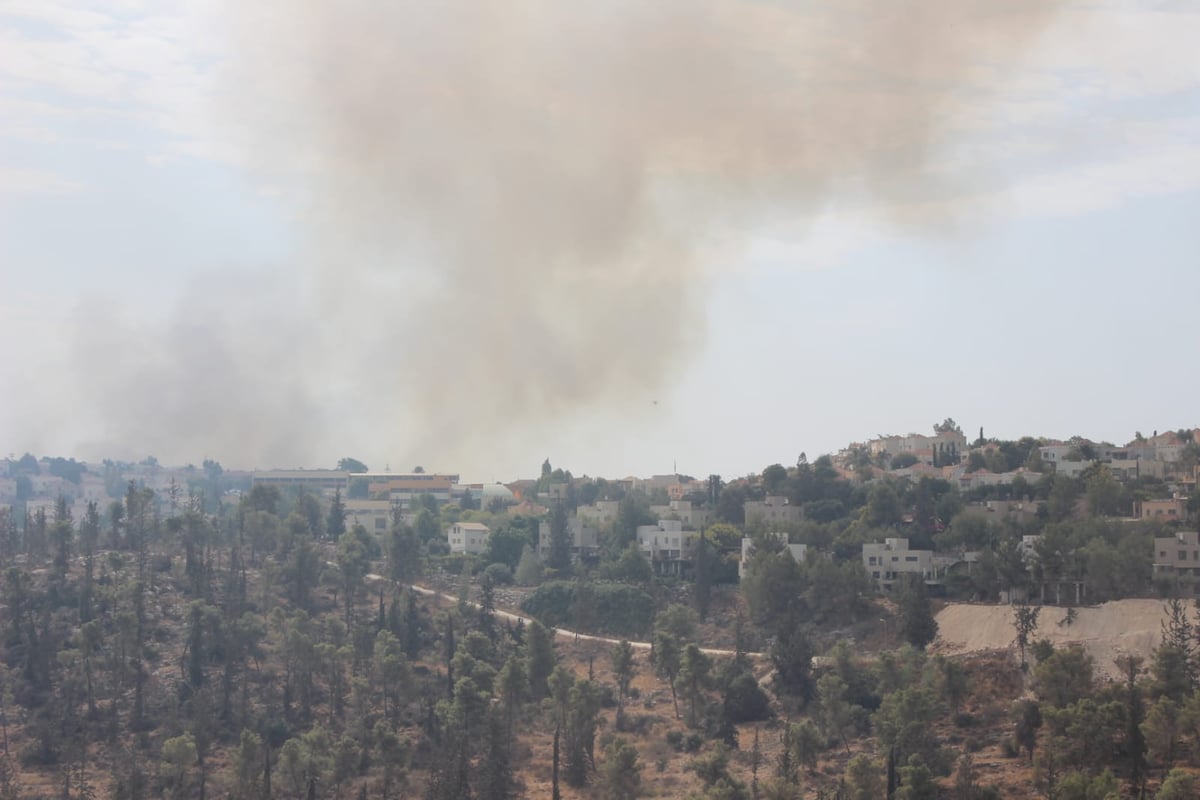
[73,1,1067,470]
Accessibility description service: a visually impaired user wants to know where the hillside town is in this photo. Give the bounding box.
[6,421,1197,607]
[3,421,1200,800]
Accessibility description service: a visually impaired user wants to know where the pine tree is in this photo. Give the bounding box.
[547,502,572,573]
[327,489,346,540]
[897,574,938,649]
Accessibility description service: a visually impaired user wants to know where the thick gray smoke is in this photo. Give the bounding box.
[75,1,1066,470]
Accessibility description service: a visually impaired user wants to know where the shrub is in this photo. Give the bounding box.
[954,712,978,728]
[483,562,513,585]
[520,581,654,637]
[723,672,772,723]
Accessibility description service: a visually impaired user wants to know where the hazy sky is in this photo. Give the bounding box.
[1,0,1198,482]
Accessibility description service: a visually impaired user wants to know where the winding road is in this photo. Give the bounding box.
[366,572,766,659]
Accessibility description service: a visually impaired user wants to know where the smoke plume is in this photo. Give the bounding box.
[75,1,1067,470]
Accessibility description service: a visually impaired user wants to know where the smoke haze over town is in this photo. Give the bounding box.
[2,1,1199,478]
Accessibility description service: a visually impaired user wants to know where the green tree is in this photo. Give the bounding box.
[385,514,422,584]
[1155,768,1196,800]
[1014,699,1043,763]
[325,488,346,542]
[612,641,635,727]
[480,708,516,800]
[865,481,904,528]
[939,657,970,716]
[655,604,699,642]
[652,631,682,720]
[1013,605,1041,669]
[762,464,788,495]
[598,737,642,800]
[1085,465,1123,516]
[514,545,543,585]
[277,727,333,800]
[160,734,197,799]
[547,502,572,573]
[1035,645,1095,708]
[1116,654,1147,792]
[787,719,823,775]
[844,754,883,800]
[1142,696,1179,772]
[896,574,938,649]
[873,686,945,772]
[816,673,860,753]
[497,652,528,740]
[335,525,372,623]
[230,729,262,800]
[895,755,938,800]
[484,523,531,570]
[337,457,368,473]
[526,619,556,701]
[676,643,713,728]
[601,544,652,585]
[770,615,815,700]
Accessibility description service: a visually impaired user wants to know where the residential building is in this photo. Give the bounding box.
[643,474,684,492]
[636,520,697,576]
[1154,530,1200,586]
[869,431,967,466]
[344,499,394,534]
[960,499,1044,526]
[577,500,620,527]
[537,516,600,562]
[1138,497,1189,522]
[743,496,803,527]
[862,537,936,589]
[1038,444,1074,466]
[447,522,490,555]
[1053,460,1097,480]
[649,499,710,529]
[739,533,806,579]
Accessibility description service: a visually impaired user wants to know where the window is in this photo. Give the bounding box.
[1180,551,1188,561]
[905,556,918,562]
[375,518,386,530]
[873,571,880,579]
[869,556,877,565]
[1161,551,1168,558]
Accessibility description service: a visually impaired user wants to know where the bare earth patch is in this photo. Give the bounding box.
[935,599,1173,677]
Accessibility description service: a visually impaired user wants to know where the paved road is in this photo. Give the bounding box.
[366,573,766,659]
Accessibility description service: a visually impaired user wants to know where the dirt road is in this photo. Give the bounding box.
[366,573,764,658]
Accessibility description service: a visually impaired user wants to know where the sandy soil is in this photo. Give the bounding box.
[935,599,1176,677]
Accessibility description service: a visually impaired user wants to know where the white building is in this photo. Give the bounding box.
[862,537,935,589]
[743,496,803,527]
[739,533,807,579]
[447,522,490,555]
[344,499,395,534]
[636,520,697,575]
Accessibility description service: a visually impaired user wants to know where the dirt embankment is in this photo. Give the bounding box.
[936,599,1176,677]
